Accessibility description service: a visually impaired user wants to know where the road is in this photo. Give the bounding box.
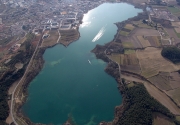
[57,20,63,43]
[10,34,43,125]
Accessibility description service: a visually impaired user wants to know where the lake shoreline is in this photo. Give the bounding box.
[8,2,146,125]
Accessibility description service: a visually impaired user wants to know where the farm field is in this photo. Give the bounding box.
[121,28,160,49]
[153,113,175,125]
[148,72,171,91]
[171,21,180,40]
[165,27,180,44]
[174,12,180,17]
[132,20,153,28]
[137,35,150,48]
[119,24,134,36]
[146,36,161,47]
[135,35,161,48]
[108,53,141,74]
[136,47,180,78]
[167,88,180,106]
[119,30,129,36]
[146,72,180,107]
[42,29,59,47]
[122,42,134,49]
[169,72,180,89]
[124,24,134,30]
[161,39,171,46]
[109,53,138,65]
[59,29,79,46]
[132,28,159,36]
[176,116,180,122]
[128,28,160,48]
[172,22,180,33]
[167,7,180,14]
[124,49,135,54]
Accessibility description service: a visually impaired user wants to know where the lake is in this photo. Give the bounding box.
[22,3,142,125]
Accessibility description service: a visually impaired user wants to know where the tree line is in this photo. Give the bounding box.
[117,82,180,125]
[0,33,35,124]
[161,46,180,64]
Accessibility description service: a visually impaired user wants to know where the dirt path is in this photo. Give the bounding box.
[121,74,180,115]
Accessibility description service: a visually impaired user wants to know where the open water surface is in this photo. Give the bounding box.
[22,3,142,125]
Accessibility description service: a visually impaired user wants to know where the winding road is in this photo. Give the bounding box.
[10,34,43,125]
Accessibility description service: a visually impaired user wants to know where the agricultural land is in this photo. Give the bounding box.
[93,1,180,124]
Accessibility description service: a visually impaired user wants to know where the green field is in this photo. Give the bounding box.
[174,29,180,38]
[124,49,135,54]
[122,42,134,48]
[138,23,153,28]
[120,31,129,36]
[176,116,180,122]
[167,7,180,14]
[124,24,134,30]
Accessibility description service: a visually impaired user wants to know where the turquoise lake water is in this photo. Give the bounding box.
[22,3,142,125]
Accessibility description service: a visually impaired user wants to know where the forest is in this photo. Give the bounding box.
[161,46,180,63]
[0,68,25,125]
[117,82,180,125]
[0,33,35,124]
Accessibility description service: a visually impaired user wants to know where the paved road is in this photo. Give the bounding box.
[10,34,43,125]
